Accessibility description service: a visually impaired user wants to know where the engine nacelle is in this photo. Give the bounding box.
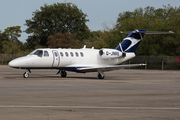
[99,49,125,59]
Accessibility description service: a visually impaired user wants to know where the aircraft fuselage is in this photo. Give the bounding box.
[9,48,135,70]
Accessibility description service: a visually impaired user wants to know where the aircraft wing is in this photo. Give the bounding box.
[76,64,146,73]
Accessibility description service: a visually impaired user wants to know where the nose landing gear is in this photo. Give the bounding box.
[23,69,31,78]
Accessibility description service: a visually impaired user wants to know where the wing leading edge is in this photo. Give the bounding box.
[76,64,146,73]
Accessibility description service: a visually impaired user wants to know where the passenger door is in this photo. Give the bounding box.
[52,50,60,67]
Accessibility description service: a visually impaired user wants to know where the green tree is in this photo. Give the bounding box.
[0,27,27,55]
[82,30,123,49]
[0,30,10,53]
[83,30,104,48]
[2,40,22,54]
[4,26,22,41]
[47,33,80,48]
[0,31,3,53]
[115,5,180,56]
[25,3,90,48]
[0,31,10,42]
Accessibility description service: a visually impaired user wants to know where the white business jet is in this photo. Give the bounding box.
[8,30,173,79]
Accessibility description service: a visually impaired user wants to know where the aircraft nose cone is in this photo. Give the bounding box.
[8,56,30,68]
[8,59,21,68]
[8,60,16,68]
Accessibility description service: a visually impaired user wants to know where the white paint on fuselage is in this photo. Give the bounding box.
[9,48,135,69]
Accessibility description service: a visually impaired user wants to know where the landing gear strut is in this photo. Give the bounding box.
[97,69,105,79]
[23,69,31,78]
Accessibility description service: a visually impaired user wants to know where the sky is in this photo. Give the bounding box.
[0,0,179,42]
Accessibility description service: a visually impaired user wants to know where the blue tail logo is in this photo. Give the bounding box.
[115,30,146,52]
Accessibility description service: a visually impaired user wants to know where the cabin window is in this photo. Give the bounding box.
[54,52,58,57]
[33,50,43,57]
[60,52,63,57]
[75,52,79,57]
[44,51,49,57]
[70,52,74,57]
[80,52,84,57]
[65,52,69,57]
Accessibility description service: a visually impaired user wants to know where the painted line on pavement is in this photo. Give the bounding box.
[0,105,180,110]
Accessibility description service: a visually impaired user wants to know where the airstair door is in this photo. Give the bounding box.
[52,50,60,67]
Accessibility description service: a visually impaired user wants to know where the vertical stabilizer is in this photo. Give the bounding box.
[115,30,146,52]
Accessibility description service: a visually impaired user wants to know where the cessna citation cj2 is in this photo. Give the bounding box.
[9,30,173,79]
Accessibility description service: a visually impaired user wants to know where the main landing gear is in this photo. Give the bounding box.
[57,70,105,79]
[97,69,105,79]
[57,70,67,77]
[60,70,67,77]
[23,69,31,78]
[22,69,105,79]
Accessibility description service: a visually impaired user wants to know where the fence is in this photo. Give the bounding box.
[1,54,180,70]
[125,56,180,70]
[0,54,25,65]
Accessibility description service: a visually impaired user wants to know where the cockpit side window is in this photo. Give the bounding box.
[44,51,49,57]
[29,50,36,55]
[33,50,43,57]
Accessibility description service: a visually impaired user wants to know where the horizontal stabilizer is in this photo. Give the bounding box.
[120,30,174,34]
[116,29,174,53]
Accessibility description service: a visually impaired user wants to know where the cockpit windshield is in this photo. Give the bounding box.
[29,50,43,57]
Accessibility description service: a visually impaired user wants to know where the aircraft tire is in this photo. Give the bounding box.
[61,71,67,77]
[98,73,104,79]
[23,72,29,78]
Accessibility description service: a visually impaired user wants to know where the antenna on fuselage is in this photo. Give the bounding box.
[83,45,86,49]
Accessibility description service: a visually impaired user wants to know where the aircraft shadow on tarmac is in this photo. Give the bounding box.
[3,74,119,80]
[4,75,99,80]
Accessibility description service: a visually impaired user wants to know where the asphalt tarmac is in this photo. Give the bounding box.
[0,65,180,120]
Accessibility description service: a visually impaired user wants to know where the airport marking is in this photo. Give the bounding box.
[0,106,180,110]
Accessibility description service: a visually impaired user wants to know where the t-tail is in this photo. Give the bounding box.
[115,29,174,53]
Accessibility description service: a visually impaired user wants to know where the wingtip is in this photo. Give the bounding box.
[169,31,174,34]
[140,64,146,66]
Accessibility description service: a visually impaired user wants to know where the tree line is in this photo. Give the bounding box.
[0,3,180,56]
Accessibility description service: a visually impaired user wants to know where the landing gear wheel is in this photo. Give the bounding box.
[61,70,67,77]
[98,73,104,79]
[23,72,29,78]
